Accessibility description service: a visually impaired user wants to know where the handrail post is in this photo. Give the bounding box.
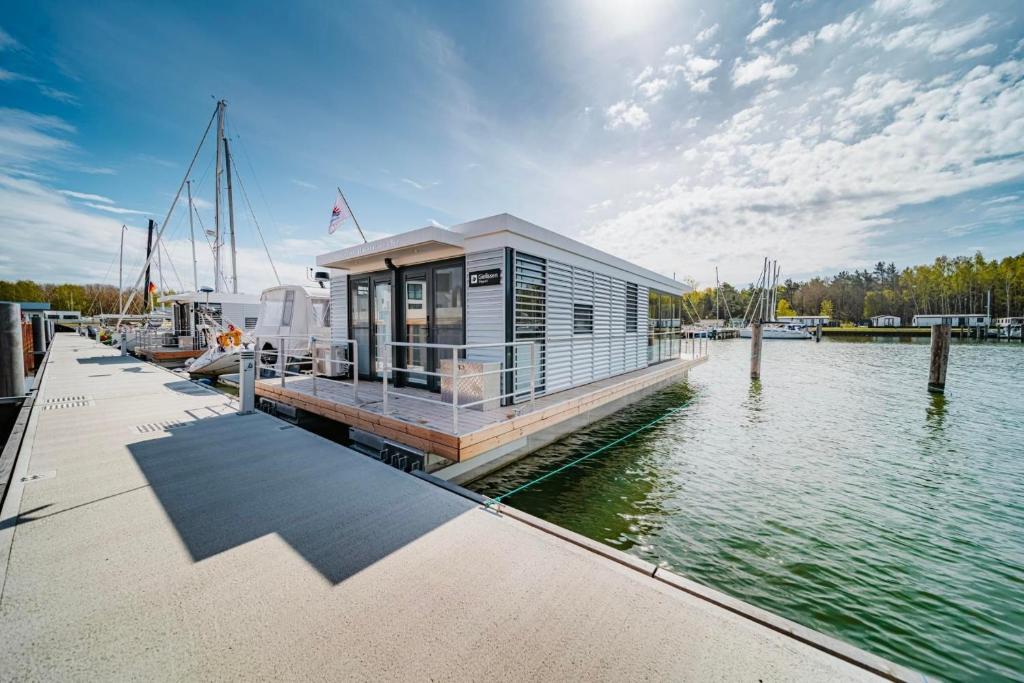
[279,335,286,387]
[382,342,389,415]
[451,347,459,434]
[310,335,317,396]
[529,341,536,410]
[351,339,359,396]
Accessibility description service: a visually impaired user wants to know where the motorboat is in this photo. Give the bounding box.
[187,284,330,378]
[739,323,813,339]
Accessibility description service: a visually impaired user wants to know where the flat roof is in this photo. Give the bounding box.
[317,226,464,270]
[159,291,262,305]
[317,214,686,294]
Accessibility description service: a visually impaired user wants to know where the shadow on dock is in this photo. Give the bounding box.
[125,413,474,584]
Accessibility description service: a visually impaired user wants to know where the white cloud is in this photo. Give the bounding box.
[873,15,996,56]
[83,202,151,216]
[786,33,816,55]
[955,44,996,62]
[872,0,943,19]
[637,77,671,101]
[748,18,783,43]
[759,2,775,20]
[818,12,863,43]
[584,58,1024,285]
[0,108,75,163]
[37,85,78,105]
[0,26,19,51]
[695,24,719,43]
[659,44,721,94]
[732,54,798,87]
[605,100,650,130]
[401,177,426,189]
[290,179,317,190]
[59,190,113,203]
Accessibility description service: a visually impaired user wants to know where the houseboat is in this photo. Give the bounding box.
[254,213,708,482]
[128,290,261,364]
[911,313,991,328]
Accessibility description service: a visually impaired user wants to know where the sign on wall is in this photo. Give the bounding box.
[469,269,502,287]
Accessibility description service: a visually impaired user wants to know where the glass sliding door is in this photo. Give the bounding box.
[403,273,430,388]
[351,278,371,377]
[373,275,392,380]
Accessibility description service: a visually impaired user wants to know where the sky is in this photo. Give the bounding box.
[1,0,1023,295]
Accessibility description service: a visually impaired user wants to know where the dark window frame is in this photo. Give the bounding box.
[573,303,594,335]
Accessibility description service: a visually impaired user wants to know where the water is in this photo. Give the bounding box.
[470,338,1024,681]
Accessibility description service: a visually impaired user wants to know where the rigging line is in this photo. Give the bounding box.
[229,124,284,244]
[84,250,121,315]
[158,238,187,293]
[192,206,232,291]
[116,104,218,326]
[485,401,689,507]
[229,153,281,285]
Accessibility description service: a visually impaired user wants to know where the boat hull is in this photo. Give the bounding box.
[739,327,813,340]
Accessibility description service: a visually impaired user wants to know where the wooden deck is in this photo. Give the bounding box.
[137,347,205,362]
[256,356,706,463]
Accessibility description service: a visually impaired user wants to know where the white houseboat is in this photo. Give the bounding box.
[911,314,991,328]
[254,213,707,481]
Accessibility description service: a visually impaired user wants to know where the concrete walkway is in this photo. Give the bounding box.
[0,335,913,681]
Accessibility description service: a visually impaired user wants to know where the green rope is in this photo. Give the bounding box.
[485,401,689,507]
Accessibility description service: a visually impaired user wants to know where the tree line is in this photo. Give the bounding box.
[0,280,153,316]
[684,252,1024,324]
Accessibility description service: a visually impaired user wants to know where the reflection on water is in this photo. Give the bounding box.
[925,392,947,433]
[470,338,1024,682]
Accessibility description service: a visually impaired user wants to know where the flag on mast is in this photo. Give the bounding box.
[328,189,351,234]
[328,187,368,243]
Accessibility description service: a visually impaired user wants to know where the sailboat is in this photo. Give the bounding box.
[738,259,812,340]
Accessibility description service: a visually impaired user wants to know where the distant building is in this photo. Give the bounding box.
[45,310,81,322]
[13,302,50,319]
[776,315,831,327]
[869,315,901,327]
[911,314,990,327]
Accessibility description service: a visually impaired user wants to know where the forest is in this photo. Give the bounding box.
[2,251,1022,324]
[683,252,1024,324]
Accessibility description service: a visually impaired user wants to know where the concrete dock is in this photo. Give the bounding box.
[0,335,916,680]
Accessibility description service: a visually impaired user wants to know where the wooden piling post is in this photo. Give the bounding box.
[750,321,763,380]
[815,323,822,342]
[928,324,950,394]
[1,303,26,398]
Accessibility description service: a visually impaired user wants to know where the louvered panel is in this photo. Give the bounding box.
[544,260,573,393]
[514,252,546,401]
[571,267,594,386]
[610,277,626,375]
[593,273,612,380]
[634,285,650,369]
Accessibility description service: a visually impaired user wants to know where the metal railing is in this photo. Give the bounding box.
[255,335,359,397]
[253,329,707,435]
[382,340,539,434]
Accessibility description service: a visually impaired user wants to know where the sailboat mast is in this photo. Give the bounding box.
[118,224,125,313]
[715,266,720,322]
[213,99,225,292]
[187,180,198,290]
[223,136,238,294]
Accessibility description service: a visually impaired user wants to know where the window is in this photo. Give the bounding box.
[312,300,331,327]
[244,317,258,329]
[281,289,295,326]
[573,303,593,335]
[625,282,638,332]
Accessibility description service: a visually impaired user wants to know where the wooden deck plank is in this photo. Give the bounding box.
[256,357,704,462]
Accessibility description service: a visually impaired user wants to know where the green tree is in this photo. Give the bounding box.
[776,298,797,318]
[820,299,834,319]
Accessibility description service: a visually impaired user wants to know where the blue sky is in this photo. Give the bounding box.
[1,0,1022,294]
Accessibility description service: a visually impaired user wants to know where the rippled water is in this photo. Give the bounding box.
[470,337,1024,681]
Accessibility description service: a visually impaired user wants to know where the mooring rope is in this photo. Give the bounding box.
[484,401,690,507]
